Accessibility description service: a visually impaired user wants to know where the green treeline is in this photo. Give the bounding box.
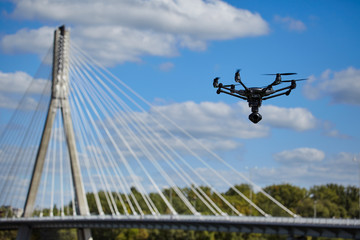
[1,183,359,240]
[85,183,359,219]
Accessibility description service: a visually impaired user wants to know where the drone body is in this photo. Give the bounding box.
[213,70,306,123]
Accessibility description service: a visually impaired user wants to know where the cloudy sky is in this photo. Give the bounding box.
[0,0,360,189]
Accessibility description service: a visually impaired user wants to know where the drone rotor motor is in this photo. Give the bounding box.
[213,77,219,88]
[235,69,241,83]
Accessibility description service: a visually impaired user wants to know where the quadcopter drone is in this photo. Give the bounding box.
[213,70,307,124]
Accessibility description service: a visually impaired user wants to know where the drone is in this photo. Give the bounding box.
[213,70,307,124]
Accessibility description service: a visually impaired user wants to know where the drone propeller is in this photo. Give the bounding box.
[263,73,297,76]
[265,72,299,86]
[281,78,308,83]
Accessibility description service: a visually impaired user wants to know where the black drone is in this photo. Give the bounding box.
[213,70,307,124]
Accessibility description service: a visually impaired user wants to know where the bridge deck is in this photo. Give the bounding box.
[1,215,359,239]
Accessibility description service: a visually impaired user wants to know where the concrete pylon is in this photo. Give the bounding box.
[17,25,92,240]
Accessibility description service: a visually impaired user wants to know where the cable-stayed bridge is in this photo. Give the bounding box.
[0,26,359,240]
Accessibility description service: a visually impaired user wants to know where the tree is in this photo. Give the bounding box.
[256,184,306,216]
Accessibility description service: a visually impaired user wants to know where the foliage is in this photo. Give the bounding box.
[31,229,77,240]
[1,183,358,239]
[0,230,16,240]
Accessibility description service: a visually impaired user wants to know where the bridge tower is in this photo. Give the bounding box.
[17,26,92,240]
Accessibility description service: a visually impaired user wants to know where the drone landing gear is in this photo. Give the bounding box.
[249,106,262,124]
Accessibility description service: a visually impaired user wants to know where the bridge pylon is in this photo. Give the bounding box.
[17,25,92,240]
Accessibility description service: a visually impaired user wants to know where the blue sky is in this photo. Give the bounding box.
[0,0,360,189]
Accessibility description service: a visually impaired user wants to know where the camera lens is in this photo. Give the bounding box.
[249,112,262,124]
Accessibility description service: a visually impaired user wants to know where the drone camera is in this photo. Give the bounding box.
[249,112,262,124]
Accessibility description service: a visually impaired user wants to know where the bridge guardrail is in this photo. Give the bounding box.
[1,214,359,228]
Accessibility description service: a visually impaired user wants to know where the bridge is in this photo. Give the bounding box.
[1,215,360,239]
[0,26,359,240]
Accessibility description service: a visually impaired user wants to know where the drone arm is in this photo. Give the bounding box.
[239,81,249,92]
[263,92,288,100]
[218,83,241,94]
[271,81,296,94]
[217,88,247,100]
[272,85,292,94]
[263,89,292,100]
[263,80,297,100]
[221,84,237,88]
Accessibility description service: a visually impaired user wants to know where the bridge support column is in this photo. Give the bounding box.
[17,25,92,240]
[16,226,32,240]
[78,228,93,240]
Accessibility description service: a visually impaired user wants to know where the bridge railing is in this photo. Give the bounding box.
[2,214,359,226]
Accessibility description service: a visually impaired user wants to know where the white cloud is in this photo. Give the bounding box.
[3,0,269,65]
[321,121,351,139]
[105,101,263,156]
[151,101,269,140]
[151,101,318,139]
[1,26,54,55]
[241,151,356,188]
[159,62,175,72]
[0,94,18,109]
[130,101,320,153]
[100,101,268,157]
[71,26,179,65]
[86,101,319,167]
[304,67,360,105]
[0,71,49,109]
[11,0,269,39]
[257,104,317,131]
[274,15,306,32]
[180,150,357,190]
[273,147,325,164]
[0,71,46,94]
